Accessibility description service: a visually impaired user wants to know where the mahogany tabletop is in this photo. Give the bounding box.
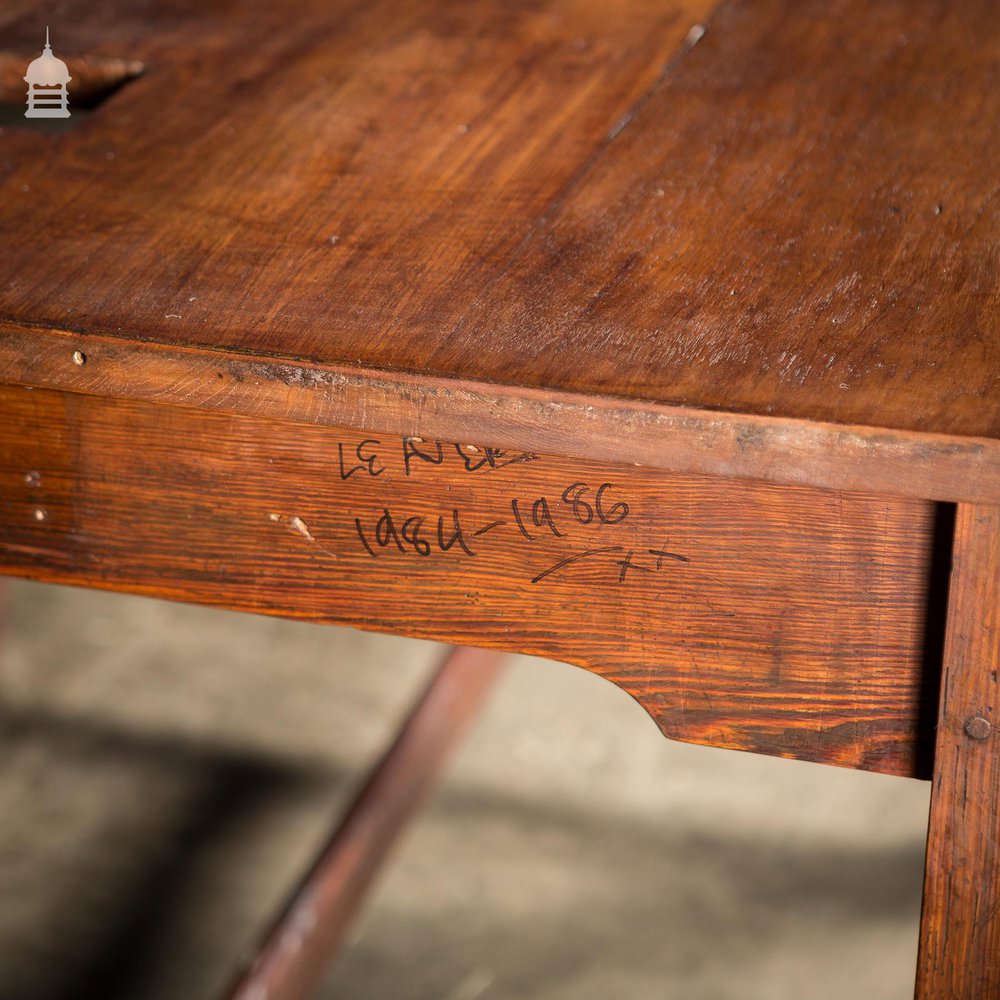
[0,0,997,503]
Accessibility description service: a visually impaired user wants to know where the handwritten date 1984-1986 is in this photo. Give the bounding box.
[352,481,689,585]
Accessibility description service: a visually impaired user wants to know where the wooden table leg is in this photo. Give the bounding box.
[224,644,504,1000]
[916,503,1000,998]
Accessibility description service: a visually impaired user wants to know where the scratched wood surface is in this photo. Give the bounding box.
[0,385,943,777]
[0,0,997,503]
[917,504,1000,997]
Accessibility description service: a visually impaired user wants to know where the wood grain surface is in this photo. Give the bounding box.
[2,324,997,506]
[0,385,944,777]
[1,0,996,470]
[917,504,1000,997]
[2,4,996,985]
[0,0,712,358]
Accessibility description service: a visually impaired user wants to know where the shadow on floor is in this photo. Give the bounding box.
[0,696,924,1000]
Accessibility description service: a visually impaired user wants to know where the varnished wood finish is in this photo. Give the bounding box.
[2,0,998,991]
[917,504,1000,998]
[2,325,997,506]
[0,385,941,777]
[0,0,1000,472]
[227,645,503,1000]
[0,0,714,369]
[457,0,1000,443]
[0,0,997,502]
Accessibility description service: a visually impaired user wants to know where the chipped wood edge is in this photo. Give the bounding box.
[1,321,997,504]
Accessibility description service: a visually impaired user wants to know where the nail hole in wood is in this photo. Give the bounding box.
[72,350,86,366]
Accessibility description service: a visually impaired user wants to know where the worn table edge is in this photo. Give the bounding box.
[1,321,996,505]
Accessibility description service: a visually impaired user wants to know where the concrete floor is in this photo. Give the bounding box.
[0,579,930,999]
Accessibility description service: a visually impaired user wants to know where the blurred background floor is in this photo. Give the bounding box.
[0,579,929,1000]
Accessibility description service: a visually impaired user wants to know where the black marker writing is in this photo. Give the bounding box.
[531,546,624,584]
[402,437,444,476]
[339,440,384,480]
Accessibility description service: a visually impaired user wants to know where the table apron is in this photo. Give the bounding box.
[0,385,945,778]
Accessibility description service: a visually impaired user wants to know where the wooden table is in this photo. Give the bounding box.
[1,0,997,995]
